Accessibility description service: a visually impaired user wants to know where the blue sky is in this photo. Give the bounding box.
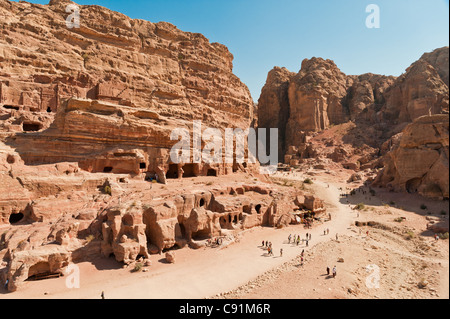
[12,0,450,101]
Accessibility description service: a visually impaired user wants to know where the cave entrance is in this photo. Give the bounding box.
[179,223,187,239]
[207,169,217,177]
[139,162,147,169]
[26,262,62,281]
[9,212,24,224]
[182,163,197,178]
[191,229,210,241]
[166,164,179,179]
[2,105,19,110]
[255,204,262,214]
[6,155,15,164]
[233,159,239,173]
[406,178,421,194]
[219,216,227,228]
[23,122,42,132]
[199,198,205,207]
[103,166,113,173]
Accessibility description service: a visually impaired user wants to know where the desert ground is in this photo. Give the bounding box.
[1,168,447,300]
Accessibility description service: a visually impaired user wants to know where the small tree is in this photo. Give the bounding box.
[133,262,143,272]
[103,185,112,195]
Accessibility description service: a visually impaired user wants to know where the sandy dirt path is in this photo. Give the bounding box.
[2,172,356,299]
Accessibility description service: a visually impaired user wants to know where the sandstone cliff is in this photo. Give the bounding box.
[0,0,254,159]
[257,67,294,159]
[258,47,449,195]
[373,114,449,199]
[0,0,328,292]
[258,47,449,158]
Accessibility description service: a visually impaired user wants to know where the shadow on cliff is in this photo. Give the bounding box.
[72,240,123,271]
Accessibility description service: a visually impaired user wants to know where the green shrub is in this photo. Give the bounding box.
[303,178,313,185]
[420,204,427,210]
[405,231,415,240]
[394,217,404,223]
[440,210,447,216]
[439,232,449,239]
[133,262,143,272]
[103,185,112,195]
[355,203,366,210]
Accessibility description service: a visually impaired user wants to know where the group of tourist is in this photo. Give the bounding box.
[262,240,275,256]
[287,233,311,246]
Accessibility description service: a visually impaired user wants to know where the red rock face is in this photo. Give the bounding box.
[258,57,398,154]
[257,67,295,159]
[0,0,315,293]
[382,58,449,123]
[0,0,261,180]
[0,0,254,138]
[258,47,449,177]
[373,114,449,200]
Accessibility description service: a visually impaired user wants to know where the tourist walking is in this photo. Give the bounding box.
[327,267,330,276]
[332,266,337,278]
[280,248,283,257]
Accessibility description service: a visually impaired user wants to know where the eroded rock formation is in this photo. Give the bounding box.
[373,114,449,199]
[258,47,449,166]
[0,0,328,292]
[259,47,449,197]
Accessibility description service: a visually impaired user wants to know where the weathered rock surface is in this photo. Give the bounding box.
[258,47,449,198]
[258,47,449,165]
[0,0,254,131]
[373,114,449,199]
[0,0,257,181]
[0,0,290,293]
[258,67,295,158]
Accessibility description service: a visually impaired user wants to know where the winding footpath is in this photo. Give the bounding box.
[4,172,356,299]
